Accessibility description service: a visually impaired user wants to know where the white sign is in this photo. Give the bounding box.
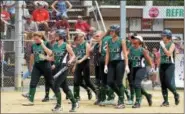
[175,54,184,88]
[143,6,184,19]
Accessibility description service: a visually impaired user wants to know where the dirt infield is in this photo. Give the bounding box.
[1,90,184,113]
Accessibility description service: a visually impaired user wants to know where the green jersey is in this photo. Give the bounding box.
[160,42,175,64]
[52,42,67,65]
[107,37,123,61]
[101,35,112,57]
[130,46,145,68]
[76,41,86,59]
[32,41,50,63]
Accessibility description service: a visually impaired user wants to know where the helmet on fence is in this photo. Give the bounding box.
[110,25,120,36]
[161,29,172,39]
[56,29,67,40]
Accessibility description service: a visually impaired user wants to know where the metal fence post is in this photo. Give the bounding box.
[14,1,24,91]
[120,0,126,39]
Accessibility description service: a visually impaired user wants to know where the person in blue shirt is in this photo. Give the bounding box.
[51,0,72,19]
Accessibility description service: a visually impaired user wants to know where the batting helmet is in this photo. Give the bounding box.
[110,24,120,36]
[162,29,172,38]
[56,29,67,39]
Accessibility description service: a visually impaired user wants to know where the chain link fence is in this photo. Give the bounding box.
[0,0,184,90]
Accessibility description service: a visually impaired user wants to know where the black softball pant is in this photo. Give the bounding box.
[74,59,96,99]
[99,60,108,86]
[44,65,71,96]
[159,63,177,102]
[29,61,56,102]
[131,67,150,103]
[131,67,146,89]
[52,64,70,94]
[107,60,125,104]
[95,65,100,86]
[99,59,114,101]
[30,61,54,89]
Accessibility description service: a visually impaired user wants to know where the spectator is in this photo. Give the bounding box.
[55,16,70,41]
[23,14,38,80]
[2,0,15,23]
[74,15,92,34]
[34,0,49,9]
[32,2,50,32]
[3,1,28,23]
[0,5,10,36]
[23,15,38,40]
[22,1,30,18]
[173,36,184,54]
[51,0,72,19]
[75,15,95,41]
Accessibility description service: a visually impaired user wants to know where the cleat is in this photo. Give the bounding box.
[175,93,180,105]
[69,102,78,112]
[22,100,34,106]
[126,100,134,105]
[146,94,152,106]
[22,93,29,98]
[87,90,92,100]
[42,97,49,102]
[115,104,125,109]
[132,103,140,108]
[52,104,62,113]
[160,101,169,107]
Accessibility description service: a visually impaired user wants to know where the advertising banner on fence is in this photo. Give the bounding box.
[143,6,184,19]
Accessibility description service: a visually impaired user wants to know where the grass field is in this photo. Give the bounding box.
[1,89,184,113]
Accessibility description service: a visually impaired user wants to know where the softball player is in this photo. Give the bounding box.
[22,32,56,106]
[50,29,78,112]
[89,32,101,104]
[104,25,130,109]
[73,31,97,102]
[98,30,115,106]
[129,36,153,108]
[126,32,137,105]
[159,29,180,107]
[72,35,92,100]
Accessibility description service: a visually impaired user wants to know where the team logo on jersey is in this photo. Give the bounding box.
[77,49,86,56]
[33,50,44,55]
[130,56,141,61]
[110,48,120,53]
[54,51,65,56]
